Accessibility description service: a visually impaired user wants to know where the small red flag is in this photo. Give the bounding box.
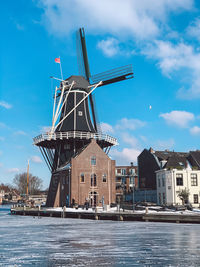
[55,57,60,63]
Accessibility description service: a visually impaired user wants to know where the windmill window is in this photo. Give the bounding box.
[91,156,96,166]
[102,174,107,183]
[80,173,85,183]
[64,144,70,150]
[78,111,83,116]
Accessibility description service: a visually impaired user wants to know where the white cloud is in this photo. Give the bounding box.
[41,126,51,133]
[160,110,194,128]
[38,0,200,97]
[0,101,12,109]
[110,147,141,165]
[15,23,25,31]
[0,122,7,128]
[154,138,175,150]
[14,130,27,136]
[7,168,20,173]
[31,156,43,163]
[97,37,119,57]
[116,118,146,130]
[143,40,200,99]
[120,132,138,147]
[100,122,114,134]
[186,17,200,41]
[101,118,145,134]
[190,126,200,135]
[39,0,193,40]
[0,136,5,141]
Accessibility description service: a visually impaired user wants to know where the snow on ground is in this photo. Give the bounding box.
[46,206,200,216]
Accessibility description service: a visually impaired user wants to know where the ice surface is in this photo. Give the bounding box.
[1,205,200,266]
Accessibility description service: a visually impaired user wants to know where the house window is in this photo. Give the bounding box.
[117,169,121,174]
[191,173,198,186]
[162,178,165,187]
[194,194,199,204]
[80,173,84,183]
[159,193,161,204]
[91,174,97,187]
[176,174,183,186]
[122,177,126,184]
[158,178,161,187]
[122,169,126,175]
[130,177,134,185]
[91,156,96,166]
[163,193,166,204]
[141,177,146,188]
[102,174,107,182]
[130,169,135,175]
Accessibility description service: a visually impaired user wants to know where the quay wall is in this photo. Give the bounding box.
[10,207,200,224]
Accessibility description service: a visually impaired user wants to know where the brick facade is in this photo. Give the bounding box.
[51,139,116,207]
[71,139,116,206]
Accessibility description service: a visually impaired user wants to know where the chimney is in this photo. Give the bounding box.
[149,147,154,153]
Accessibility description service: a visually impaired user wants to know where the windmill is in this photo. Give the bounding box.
[33,28,133,207]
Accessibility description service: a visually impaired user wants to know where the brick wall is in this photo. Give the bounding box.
[71,139,116,206]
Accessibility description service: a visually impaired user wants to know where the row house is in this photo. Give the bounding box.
[138,147,200,207]
[115,163,138,203]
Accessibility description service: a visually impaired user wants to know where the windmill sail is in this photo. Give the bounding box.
[76,28,91,81]
[90,64,133,86]
[76,27,98,132]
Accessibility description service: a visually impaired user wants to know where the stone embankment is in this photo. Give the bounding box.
[10,206,200,224]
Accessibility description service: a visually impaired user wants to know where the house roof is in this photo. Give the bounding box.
[154,150,188,161]
[164,155,187,169]
[189,151,200,168]
[149,148,200,170]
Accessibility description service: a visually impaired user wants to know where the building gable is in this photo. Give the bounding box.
[73,139,111,164]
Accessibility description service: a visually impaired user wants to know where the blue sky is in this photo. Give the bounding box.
[1,0,200,188]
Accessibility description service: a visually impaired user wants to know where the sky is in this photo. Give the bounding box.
[1,0,200,188]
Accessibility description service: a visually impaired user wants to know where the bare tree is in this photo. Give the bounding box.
[178,188,190,205]
[13,172,43,195]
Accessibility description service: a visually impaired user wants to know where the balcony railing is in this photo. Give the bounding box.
[33,131,118,146]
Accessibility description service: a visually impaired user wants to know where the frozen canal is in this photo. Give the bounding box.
[1,206,200,266]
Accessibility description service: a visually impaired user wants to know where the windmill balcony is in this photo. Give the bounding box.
[33,131,118,147]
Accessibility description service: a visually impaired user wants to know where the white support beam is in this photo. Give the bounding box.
[52,86,58,124]
[54,81,102,132]
[53,81,75,125]
[51,81,75,133]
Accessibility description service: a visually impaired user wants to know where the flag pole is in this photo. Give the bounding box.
[59,56,63,80]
